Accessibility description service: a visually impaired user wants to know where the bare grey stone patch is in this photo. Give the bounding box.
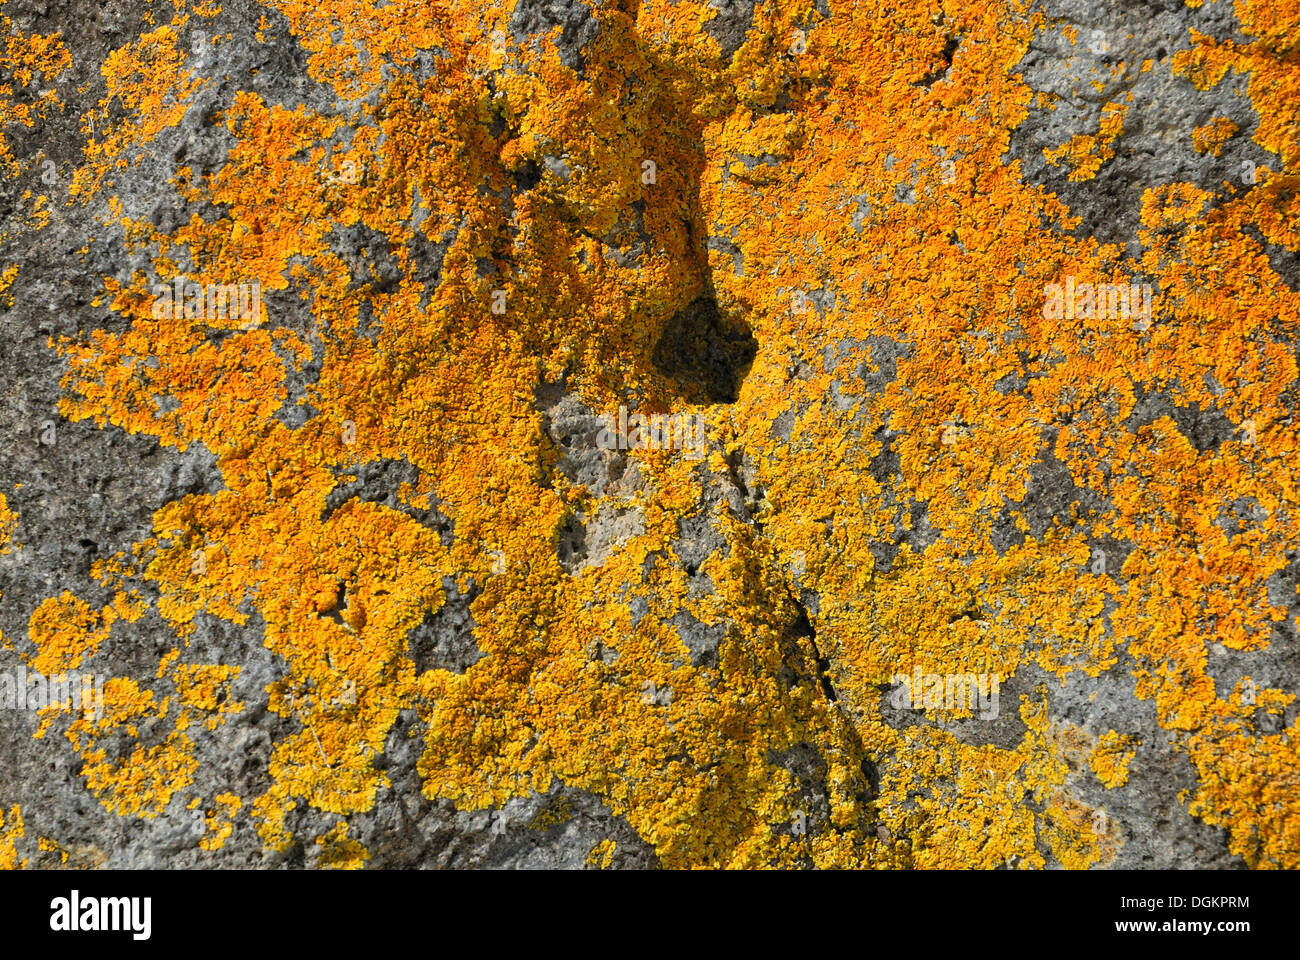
[542,154,572,181]
[344,706,657,870]
[579,505,646,569]
[768,741,830,856]
[878,669,1030,753]
[1013,437,1108,540]
[323,457,454,545]
[327,222,405,296]
[1126,388,1236,453]
[1006,0,1273,249]
[441,783,659,869]
[1019,658,1244,868]
[555,512,588,572]
[771,405,797,443]
[269,322,323,430]
[850,194,874,234]
[1241,223,1299,293]
[674,511,722,575]
[407,218,452,313]
[668,608,728,668]
[702,0,762,62]
[407,576,484,675]
[707,234,744,276]
[510,0,602,73]
[537,385,642,500]
[855,335,911,396]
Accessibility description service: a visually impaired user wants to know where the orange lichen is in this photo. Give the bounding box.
[63,653,242,817]
[199,793,242,851]
[586,838,616,868]
[315,820,368,869]
[1191,116,1238,156]
[0,16,70,175]
[1174,17,1299,170]
[71,24,206,201]
[27,590,144,676]
[1185,722,1300,868]
[0,265,16,307]
[0,493,15,555]
[0,805,24,869]
[1043,792,1118,869]
[1090,731,1138,788]
[1044,99,1128,182]
[12,0,1297,868]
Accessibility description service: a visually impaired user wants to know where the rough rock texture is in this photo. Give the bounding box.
[0,0,1296,869]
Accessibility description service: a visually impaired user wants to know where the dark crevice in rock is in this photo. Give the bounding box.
[788,589,837,704]
[513,158,542,192]
[651,296,757,404]
[915,35,959,87]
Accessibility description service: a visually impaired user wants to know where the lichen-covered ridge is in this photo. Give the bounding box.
[0,0,1295,867]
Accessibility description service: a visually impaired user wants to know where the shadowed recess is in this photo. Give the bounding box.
[651,296,757,403]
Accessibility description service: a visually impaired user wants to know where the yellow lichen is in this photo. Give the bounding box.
[1191,116,1238,156]
[1090,731,1138,788]
[1044,99,1128,182]
[586,838,616,868]
[12,0,1297,869]
[315,820,368,869]
[0,805,24,869]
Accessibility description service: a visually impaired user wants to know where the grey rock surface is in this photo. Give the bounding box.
[0,0,1292,870]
